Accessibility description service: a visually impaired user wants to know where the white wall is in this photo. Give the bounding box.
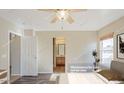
[98,16,124,63]
[36,31,97,73]
[0,17,22,70]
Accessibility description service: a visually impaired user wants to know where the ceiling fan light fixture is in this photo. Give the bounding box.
[56,10,68,20]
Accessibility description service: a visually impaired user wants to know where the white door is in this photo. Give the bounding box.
[21,37,38,76]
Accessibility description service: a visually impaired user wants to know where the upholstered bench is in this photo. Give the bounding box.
[96,60,124,84]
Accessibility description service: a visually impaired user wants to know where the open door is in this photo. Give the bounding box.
[53,37,65,73]
[9,33,21,83]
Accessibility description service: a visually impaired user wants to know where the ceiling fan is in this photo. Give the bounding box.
[38,9,87,24]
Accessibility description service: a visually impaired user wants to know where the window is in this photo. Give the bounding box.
[100,38,113,69]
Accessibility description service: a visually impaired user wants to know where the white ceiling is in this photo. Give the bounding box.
[0,9,124,31]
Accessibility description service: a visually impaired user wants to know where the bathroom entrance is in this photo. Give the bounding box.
[53,37,65,73]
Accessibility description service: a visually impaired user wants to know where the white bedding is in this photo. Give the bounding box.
[59,72,124,84]
[68,73,106,84]
[59,73,124,84]
[59,73,106,84]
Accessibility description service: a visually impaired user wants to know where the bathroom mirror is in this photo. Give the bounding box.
[58,44,65,56]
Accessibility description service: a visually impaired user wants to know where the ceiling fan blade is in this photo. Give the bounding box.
[66,15,74,24]
[68,9,87,12]
[37,9,56,12]
[51,16,58,23]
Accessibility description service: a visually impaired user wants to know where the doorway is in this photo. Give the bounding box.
[9,33,21,83]
[53,37,65,73]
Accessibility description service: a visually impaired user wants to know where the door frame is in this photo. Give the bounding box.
[53,37,66,73]
[8,31,22,83]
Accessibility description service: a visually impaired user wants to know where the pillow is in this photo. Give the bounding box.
[97,70,123,81]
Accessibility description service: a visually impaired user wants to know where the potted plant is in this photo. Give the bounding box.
[92,50,100,71]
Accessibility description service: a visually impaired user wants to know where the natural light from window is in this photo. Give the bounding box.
[100,38,113,69]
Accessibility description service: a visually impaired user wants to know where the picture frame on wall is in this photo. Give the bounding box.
[117,33,124,58]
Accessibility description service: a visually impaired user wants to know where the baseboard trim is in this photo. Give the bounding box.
[38,72,53,74]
